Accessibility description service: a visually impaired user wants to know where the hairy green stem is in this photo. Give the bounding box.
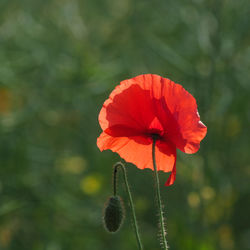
[152,138,168,249]
[113,162,143,250]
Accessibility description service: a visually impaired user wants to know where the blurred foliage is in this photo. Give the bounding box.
[0,0,249,249]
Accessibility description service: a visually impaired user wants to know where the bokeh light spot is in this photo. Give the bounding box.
[218,225,234,249]
[80,175,101,195]
[0,227,12,247]
[56,156,86,174]
[201,186,215,201]
[0,88,12,114]
[187,192,200,208]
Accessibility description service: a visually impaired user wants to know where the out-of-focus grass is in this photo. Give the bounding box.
[0,0,249,249]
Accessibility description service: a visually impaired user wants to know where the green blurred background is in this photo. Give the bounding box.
[0,0,249,249]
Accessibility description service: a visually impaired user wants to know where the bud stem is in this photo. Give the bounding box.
[152,138,169,249]
[113,162,143,250]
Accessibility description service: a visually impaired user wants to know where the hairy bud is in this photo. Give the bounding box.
[103,195,125,233]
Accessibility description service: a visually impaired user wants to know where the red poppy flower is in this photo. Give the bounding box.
[97,74,207,186]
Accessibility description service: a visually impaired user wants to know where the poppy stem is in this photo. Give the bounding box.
[152,138,168,250]
[113,162,143,250]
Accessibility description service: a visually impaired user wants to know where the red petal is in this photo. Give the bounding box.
[132,74,207,154]
[98,79,154,135]
[164,161,176,186]
[98,74,170,137]
[97,132,176,173]
[157,78,207,154]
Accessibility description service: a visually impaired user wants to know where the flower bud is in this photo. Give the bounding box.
[103,195,125,233]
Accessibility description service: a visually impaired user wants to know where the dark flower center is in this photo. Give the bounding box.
[151,133,161,141]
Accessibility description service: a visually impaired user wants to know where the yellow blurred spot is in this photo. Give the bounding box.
[218,225,234,249]
[57,156,86,174]
[187,192,200,208]
[201,186,215,200]
[0,228,12,247]
[80,175,101,195]
[0,88,12,114]
[225,115,241,137]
